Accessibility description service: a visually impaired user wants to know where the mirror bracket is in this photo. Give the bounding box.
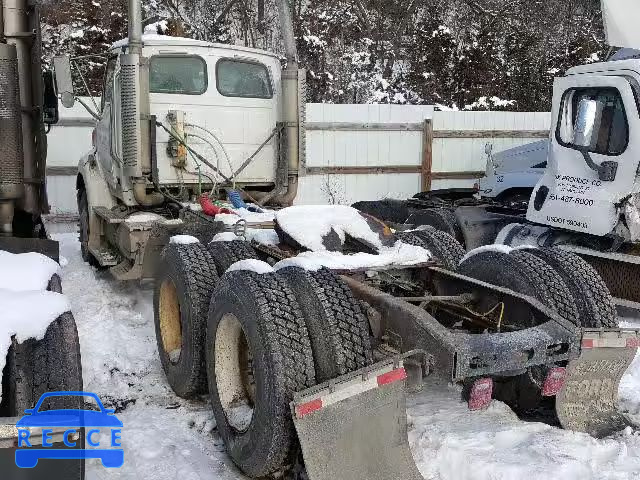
[579,149,618,182]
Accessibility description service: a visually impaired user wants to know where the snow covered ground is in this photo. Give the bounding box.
[49,225,640,480]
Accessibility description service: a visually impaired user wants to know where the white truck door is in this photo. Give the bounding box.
[95,57,120,190]
[527,74,640,236]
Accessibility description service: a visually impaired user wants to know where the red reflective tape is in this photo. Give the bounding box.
[582,338,594,349]
[295,398,323,418]
[627,338,640,348]
[377,368,407,387]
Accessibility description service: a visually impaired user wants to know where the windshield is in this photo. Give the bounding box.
[150,56,208,95]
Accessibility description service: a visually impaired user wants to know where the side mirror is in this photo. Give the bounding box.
[23,409,34,415]
[573,98,603,149]
[53,55,75,108]
[42,71,59,125]
[484,142,493,156]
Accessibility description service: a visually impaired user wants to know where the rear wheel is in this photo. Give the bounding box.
[0,309,84,479]
[153,243,219,398]
[77,189,100,267]
[397,229,465,271]
[207,241,258,276]
[206,271,315,478]
[527,248,617,328]
[280,267,373,382]
[456,250,578,411]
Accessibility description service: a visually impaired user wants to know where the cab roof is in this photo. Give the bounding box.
[110,34,282,60]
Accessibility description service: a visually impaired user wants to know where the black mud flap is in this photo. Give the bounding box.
[556,329,640,438]
[291,359,423,480]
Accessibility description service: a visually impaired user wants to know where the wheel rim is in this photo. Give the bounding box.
[215,313,256,432]
[158,279,182,364]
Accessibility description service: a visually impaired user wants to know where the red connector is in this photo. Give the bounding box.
[199,194,234,216]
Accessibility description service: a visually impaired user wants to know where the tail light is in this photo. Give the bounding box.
[468,378,493,411]
[542,367,566,397]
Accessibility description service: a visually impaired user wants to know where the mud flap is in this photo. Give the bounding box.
[291,360,423,480]
[556,330,640,437]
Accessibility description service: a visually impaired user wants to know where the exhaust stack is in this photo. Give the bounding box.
[273,0,301,205]
[0,35,24,234]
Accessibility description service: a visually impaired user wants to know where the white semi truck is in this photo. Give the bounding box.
[53,1,640,479]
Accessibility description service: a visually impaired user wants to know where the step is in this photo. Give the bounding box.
[110,260,143,281]
[88,245,119,267]
[93,207,129,224]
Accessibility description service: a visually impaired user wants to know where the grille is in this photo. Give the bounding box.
[120,60,140,169]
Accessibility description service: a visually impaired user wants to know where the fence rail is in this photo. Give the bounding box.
[304,119,550,191]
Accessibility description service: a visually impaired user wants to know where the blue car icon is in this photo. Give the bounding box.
[15,391,124,468]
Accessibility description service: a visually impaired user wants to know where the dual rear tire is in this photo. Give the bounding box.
[153,242,374,478]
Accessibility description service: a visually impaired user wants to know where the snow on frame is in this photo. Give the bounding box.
[211,229,280,246]
[0,250,60,291]
[275,205,385,252]
[169,235,200,245]
[0,289,70,402]
[274,241,432,271]
[460,244,535,264]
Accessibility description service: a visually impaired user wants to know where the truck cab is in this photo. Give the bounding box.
[95,34,283,205]
[526,55,640,240]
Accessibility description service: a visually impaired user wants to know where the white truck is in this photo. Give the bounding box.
[55,0,304,280]
[54,1,640,479]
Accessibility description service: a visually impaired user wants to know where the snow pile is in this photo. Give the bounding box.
[0,289,71,392]
[211,232,239,242]
[409,379,640,480]
[170,235,200,245]
[275,205,384,252]
[0,250,60,291]
[227,259,275,275]
[274,241,432,271]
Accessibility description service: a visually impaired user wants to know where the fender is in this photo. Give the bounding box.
[77,152,116,250]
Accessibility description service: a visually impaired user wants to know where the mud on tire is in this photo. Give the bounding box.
[153,243,219,398]
[397,229,465,271]
[206,271,315,478]
[280,267,373,382]
[527,248,617,328]
[207,241,258,276]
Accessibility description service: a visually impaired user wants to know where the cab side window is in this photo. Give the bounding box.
[216,59,273,99]
[557,87,629,156]
[101,57,117,111]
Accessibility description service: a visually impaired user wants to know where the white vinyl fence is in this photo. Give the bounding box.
[296,105,551,205]
[45,103,551,214]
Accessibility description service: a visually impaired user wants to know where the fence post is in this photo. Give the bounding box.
[421,119,433,192]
